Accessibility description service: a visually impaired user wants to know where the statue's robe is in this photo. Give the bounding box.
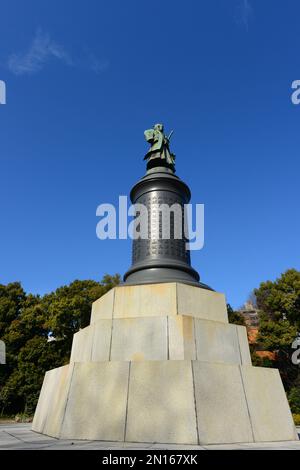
[144,129,163,158]
[144,129,174,166]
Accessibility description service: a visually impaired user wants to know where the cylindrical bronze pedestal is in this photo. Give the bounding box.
[124,167,201,285]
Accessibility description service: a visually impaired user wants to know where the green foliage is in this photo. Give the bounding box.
[254,269,300,393]
[0,274,120,416]
[249,346,275,368]
[254,269,300,326]
[0,282,26,341]
[289,389,300,414]
[257,319,297,351]
[288,377,300,413]
[227,304,245,326]
[292,414,300,426]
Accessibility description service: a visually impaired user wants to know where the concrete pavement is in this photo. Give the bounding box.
[0,423,300,450]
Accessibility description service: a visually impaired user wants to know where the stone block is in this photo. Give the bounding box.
[91,319,112,362]
[33,364,74,438]
[61,362,129,441]
[70,315,251,364]
[194,318,241,364]
[110,317,168,361]
[70,326,93,362]
[91,287,115,320]
[240,366,298,442]
[236,325,252,365]
[33,359,298,445]
[192,361,254,444]
[91,283,228,323]
[168,316,196,360]
[32,370,54,433]
[125,361,198,444]
[113,283,177,319]
[177,283,228,323]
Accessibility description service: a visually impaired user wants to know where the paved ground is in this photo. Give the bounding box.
[0,423,300,450]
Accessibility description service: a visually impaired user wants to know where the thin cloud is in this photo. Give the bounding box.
[8,29,73,75]
[7,30,109,77]
[87,52,109,75]
[235,0,253,31]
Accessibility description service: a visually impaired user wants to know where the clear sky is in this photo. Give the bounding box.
[0,0,299,308]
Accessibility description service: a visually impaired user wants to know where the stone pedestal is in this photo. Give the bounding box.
[32,283,298,445]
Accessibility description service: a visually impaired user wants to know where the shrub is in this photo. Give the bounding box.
[292,414,300,426]
[288,386,300,414]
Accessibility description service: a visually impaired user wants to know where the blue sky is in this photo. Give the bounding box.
[0,0,299,308]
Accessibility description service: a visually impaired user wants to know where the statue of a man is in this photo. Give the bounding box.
[144,123,175,171]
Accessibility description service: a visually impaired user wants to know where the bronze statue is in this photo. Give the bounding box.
[144,123,175,171]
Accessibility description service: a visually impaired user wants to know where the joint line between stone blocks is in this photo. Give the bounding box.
[123,362,131,442]
[108,319,114,361]
[236,325,243,365]
[193,318,198,360]
[238,365,255,443]
[191,361,200,445]
[90,324,96,362]
[58,363,76,439]
[112,288,116,319]
[166,316,170,360]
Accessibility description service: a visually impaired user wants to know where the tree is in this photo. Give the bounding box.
[256,318,298,389]
[257,319,297,351]
[288,378,300,414]
[254,269,300,326]
[1,337,64,414]
[45,275,120,351]
[0,283,27,412]
[227,304,245,326]
[0,282,26,337]
[0,274,120,416]
[254,269,300,392]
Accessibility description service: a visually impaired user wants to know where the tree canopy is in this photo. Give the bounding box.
[0,274,120,415]
[227,304,246,326]
[255,269,300,398]
[255,269,300,326]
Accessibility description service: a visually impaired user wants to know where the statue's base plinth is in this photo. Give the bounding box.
[32,283,298,445]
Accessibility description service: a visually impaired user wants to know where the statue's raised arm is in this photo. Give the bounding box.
[143,123,176,172]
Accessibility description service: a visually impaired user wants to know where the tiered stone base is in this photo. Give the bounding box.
[32,283,298,445]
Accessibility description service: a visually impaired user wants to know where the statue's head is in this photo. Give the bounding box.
[154,123,164,132]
